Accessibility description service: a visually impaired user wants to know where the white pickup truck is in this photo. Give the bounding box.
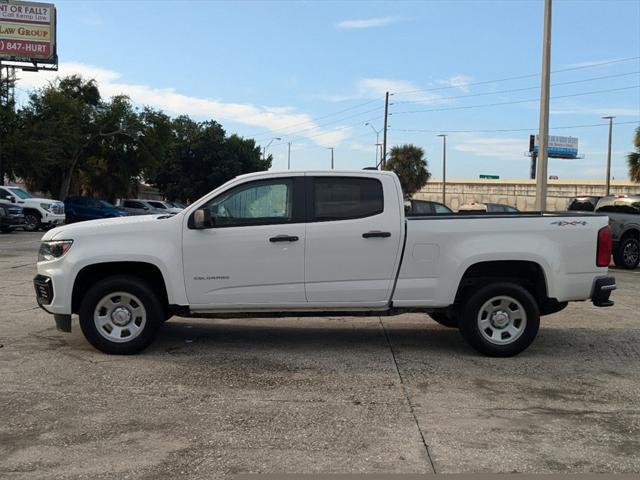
[34,170,616,357]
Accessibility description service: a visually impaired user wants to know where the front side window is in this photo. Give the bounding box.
[148,201,167,209]
[204,179,293,227]
[312,177,383,221]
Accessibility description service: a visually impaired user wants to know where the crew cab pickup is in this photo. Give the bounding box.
[34,170,616,357]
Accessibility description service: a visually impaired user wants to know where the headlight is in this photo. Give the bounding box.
[38,240,73,262]
[40,203,52,212]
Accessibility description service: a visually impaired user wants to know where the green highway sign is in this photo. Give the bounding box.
[479,174,500,179]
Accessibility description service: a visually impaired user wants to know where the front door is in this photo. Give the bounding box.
[183,176,306,309]
[304,175,403,305]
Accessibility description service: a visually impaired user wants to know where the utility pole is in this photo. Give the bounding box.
[535,0,552,211]
[287,141,292,170]
[437,134,447,205]
[602,116,615,195]
[328,147,334,169]
[382,91,389,168]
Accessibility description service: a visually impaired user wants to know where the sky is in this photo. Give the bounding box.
[13,0,640,180]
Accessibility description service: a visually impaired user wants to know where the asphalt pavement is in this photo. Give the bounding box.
[1,231,639,478]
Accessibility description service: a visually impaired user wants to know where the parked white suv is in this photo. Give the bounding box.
[35,170,615,357]
[0,186,65,231]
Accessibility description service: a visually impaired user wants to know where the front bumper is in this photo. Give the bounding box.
[592,276,616,307]
[41,213,65,226]
[1,214,25,228]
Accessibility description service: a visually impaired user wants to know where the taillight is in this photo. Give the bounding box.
[597,225,612,267]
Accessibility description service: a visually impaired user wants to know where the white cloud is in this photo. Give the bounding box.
[335,16,402,29]
[550,106,640,117]
[15,62,348,147]
[439,75,473,93]
[357,78,442,105]
[564,58,625,69]
[454,136,525,160]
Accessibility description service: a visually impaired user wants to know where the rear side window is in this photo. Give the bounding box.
[312,177,383,221]
[433,203,452,214]
[597,204,640,214]
[569,201,595,211]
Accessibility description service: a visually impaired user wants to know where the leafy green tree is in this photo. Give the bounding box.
[0,71,17,185]
[13,75,104,199]
[628,127,640,183]
[149,119,270,202]
[383,144,431,198]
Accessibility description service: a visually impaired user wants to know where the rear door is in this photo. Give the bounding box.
[304,175,403,305]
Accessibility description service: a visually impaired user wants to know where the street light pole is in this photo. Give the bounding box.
[287,142,292,170]
[365,122,381,168]
[535,0,552,212]
[437,134,447,205]
[263,137,282,160]
[328,147,334,169]
[602,116,615,195]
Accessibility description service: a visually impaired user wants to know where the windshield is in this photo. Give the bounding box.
[99,199,116,209]
[9,188,33,199]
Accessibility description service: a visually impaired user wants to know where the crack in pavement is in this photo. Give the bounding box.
[379,317,437,474]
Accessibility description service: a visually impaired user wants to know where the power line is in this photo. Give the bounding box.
[391,119,639,134]
[391,85,640,115]
[249,98,381,140]
[391,71,640,105]
[392,56,640,96]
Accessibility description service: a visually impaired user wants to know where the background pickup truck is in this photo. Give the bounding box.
[34,170,615,357]
[595,194,640,270]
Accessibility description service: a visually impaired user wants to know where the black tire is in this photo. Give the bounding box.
[429,311,458,328]
[459,282,540,357]
[613,236,640,270]
[23,211,41,232]
[78,275,164,354]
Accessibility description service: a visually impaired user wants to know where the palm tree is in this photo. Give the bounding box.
[628,127,640,183]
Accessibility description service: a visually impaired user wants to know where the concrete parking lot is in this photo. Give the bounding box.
[1,231,639,478]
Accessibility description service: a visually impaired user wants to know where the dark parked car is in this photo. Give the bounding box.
[595,195,640,269]
[567,196,602,212]
[458,202,519,213]
[405,199,452,216]
[64,196,128,223]
[0,203,25,233]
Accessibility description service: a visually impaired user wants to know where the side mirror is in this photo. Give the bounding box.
[193,208,213,229]
[143,206,149,210]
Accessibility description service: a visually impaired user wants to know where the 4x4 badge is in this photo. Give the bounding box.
[551,221,587,226]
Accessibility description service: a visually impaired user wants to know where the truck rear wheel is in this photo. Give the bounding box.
[613,236,640,270]
[459,282,539,357]
[78,275,163,354]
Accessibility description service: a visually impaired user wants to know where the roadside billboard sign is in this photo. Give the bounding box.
[0,0,56,65]
[529,134,579,159]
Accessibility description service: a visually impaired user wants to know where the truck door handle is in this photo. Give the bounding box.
[362,231,391,238]
[269,235,299,243]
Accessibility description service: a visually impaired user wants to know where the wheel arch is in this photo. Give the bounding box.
[72,261,169,315]
[620,227,639,241]
[454,260,550,307]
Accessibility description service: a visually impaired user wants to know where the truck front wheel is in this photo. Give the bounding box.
[78,276,164,354]
[459,282,540,357]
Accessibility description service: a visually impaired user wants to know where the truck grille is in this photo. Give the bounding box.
[34,275,54,305]
[8,208,22,215]
[51,204,64,214]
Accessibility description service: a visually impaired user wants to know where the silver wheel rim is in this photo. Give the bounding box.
[477,295,527,345]
[94,291,147,343]
[623,241,639,266]
[24,214,38,231]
